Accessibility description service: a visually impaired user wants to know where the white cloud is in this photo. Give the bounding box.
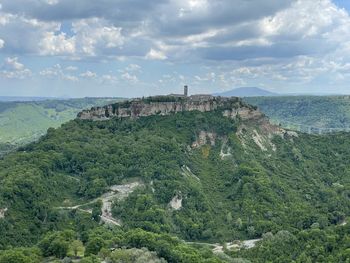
[121,72,138,83]
[80,70,97,78]
[65,66,78,71]
[100,74,118,84]
[62,75,78,81]
[3,57,24,70]
[39,63,79,81]
[145,48,167,60]
[0,57,32,79]
[39,63,62,76]
[72,18,124,56]
[43,0,59,5]
[126,64,141,71]
[0,11,64,54]
[37,17,125,57]
[39,31,75,55]
[2,0,350,95]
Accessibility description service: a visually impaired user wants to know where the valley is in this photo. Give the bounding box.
[245,96,350,133]
[0,98,122,156]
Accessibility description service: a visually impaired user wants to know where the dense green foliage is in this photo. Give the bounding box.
[0,97,121,155]
[235,224,350,262]
[245,95,350,131]
[0,104,349,262]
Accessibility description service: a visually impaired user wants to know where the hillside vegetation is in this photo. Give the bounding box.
[0,100,349,262]
[245,96,350,132]
[0,98,121,155]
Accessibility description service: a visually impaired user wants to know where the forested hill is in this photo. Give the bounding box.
[245,95,350,132]
[0,96,349,262]
[0,97,122,156]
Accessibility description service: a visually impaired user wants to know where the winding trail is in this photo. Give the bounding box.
[187,238,261,254]
[57,182,142,226]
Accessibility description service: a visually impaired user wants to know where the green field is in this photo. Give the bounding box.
[0,98,122,155]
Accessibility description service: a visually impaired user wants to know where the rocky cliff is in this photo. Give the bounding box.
[77,95,263,121]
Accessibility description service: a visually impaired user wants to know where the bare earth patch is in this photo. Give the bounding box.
[169,195,182,210]
[212,239,262,253]
[57,182,142,226]
[0,208,8,219]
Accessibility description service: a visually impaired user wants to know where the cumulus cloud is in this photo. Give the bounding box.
[0,13,63,54]
[1,0,347,63]
[0,57,32,79]
[80,70,97,78]
[71,18,124,56]
[126,64,141,71]
[39,32,75,55]
[0,11,125,57]
[39,64,78,81]
[0,0,293,59]
[1,0,350,94]
[65,66,78,71]
[145,49,167,60]
[121,72,138,83]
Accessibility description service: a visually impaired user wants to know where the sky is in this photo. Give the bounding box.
[1,0,350,97]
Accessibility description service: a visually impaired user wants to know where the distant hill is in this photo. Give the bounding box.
[0,97,123,155]
[244,95,350,132]
[0,96,58,102]
[215,87,278,97]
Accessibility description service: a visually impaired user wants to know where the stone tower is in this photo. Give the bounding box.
[184,85,188,96]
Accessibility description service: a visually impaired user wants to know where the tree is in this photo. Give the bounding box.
[80,255,100,263]
[70,240,84,257]
[247,226,255,238]
[0,248,41,263]
[0,251,32,263]
[226,212,233,223]
[50,237,69,259]
[91,200,103,222]
[235,218,243,230]
[38,231,75,258]
[85,237,105,256]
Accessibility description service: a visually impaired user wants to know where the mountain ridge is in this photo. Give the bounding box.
[214,87,279,97]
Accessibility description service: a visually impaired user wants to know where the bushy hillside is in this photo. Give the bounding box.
[0,98,121,155]
[0,102,349,262]
[245,96,350,132]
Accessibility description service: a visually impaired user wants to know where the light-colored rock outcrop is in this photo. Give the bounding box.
[78,95,255,121]
[181,166,200,181]
[169,195,182,210]
[223,107,264,120]
[192,131,217,148]
[0,208,8,219]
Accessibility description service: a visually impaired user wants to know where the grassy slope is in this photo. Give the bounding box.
[0,98,122,154]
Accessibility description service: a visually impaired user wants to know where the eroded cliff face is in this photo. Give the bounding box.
[77,95,261,121]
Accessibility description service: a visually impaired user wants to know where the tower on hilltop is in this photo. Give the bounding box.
[184,85,188,96]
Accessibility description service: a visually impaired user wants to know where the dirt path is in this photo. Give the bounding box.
[212,239,261,253]
[187,238,261,254]
[339,220,347,226]
[99,182,141,226]
[57,182,142,226]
